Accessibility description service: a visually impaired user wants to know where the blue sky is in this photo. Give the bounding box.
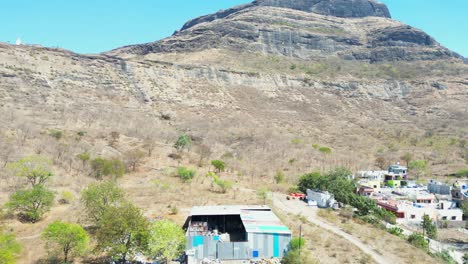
[0,0,466,57]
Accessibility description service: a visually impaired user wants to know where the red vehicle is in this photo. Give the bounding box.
[287,193,305,200]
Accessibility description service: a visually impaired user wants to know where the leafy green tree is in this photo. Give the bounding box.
[298,168,395,221]
[147,220,186,264]
[463,253,468,264]
[42,221,89,263]
[7,155,53,187]
[211,160,225,173]
[422,214,437,239]
[173,134,192,151]
[409,160,428,179]
[95,203,149,262]
[81,181,125,222]
[0,230,21,264]
[176,167,196,182]
[7,185,55,223]
[90,158,125,180]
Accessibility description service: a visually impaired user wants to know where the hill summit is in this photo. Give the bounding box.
[112,0,459,62]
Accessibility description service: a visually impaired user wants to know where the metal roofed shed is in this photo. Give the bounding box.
[183,205,291,263]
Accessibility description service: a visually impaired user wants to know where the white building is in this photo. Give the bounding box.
[306,189,336,208]
[379,199,463,222]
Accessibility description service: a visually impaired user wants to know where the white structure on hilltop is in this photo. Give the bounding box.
[15,38,22,45]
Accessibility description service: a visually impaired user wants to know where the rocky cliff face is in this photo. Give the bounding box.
[180,0,390,32]
[112,0,459,63]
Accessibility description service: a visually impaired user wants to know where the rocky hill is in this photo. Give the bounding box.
[1,0,467,179]
[112,0,460,62]
[0,0,467,263]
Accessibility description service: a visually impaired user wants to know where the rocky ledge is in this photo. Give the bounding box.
[181,0,390,31]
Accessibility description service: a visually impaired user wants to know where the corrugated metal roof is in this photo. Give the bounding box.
[188,205,291,235]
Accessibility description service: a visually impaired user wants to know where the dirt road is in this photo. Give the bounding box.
[272,193,389,264]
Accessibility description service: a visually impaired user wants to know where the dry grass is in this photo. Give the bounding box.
[315,210,442,264]
[278,211,377,264]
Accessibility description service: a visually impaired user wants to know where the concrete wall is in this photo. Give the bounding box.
[248,232,291,259]
[428,183,451,195]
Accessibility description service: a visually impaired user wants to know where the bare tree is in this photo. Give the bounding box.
[109,131,120,148]
[124,149,145,172]
[0,140,15,168]
[143,137,157,157]
[195,143,212,167]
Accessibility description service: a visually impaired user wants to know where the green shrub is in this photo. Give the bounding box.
[90,158,125,180]
[211,160,226,173]
[318,147,332,154]
[431,251,456,264]
[174,134,192,151]
[170,205,178,215]
[49,129,63,140]
[407,233,428,249]
[387,227,404,237]
[0,230,22,264]
[274,170,285,184]
[211,173,233,193]
[287,186,300,194]
[291,139,302,145]
[177,167,196,182]
[359,215,385,229]
[59,191,74,204]
[289,237,305,250]
[281,249,314,264]
[455,169,468,178]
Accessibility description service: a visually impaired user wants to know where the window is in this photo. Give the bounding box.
[452,216,456,221]
[411,215,416,219]
[442,216,447,220]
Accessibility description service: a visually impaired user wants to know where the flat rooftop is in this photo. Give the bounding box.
[188,205,291,235]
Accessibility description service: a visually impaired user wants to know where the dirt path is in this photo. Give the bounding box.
[272,193,389,264]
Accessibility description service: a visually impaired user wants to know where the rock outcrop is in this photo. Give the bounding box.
[180,0,390,31]
[112,0,459,62]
